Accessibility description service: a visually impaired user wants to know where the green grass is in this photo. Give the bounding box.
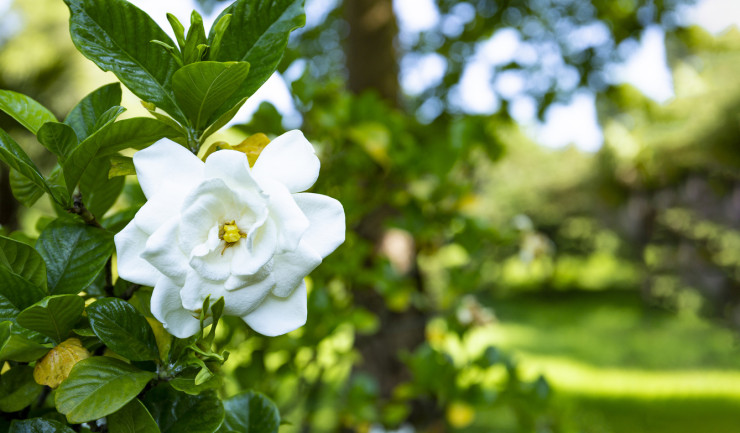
[473,291,740,432]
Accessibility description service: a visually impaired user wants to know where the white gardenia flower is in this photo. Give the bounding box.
[114,130,345,338]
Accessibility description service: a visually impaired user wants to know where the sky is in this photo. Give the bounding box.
[3,0,740,151]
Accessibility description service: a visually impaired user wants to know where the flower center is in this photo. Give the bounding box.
[218,220,246,254]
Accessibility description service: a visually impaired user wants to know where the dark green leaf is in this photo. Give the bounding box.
[64,0,185,123]
[37,122,79,161]
[208,0,305,117]
[0,90,56,134]
[108,399,161,433]
[143,385,224,433]
[56,356,156,424]
[16,295,85,343]
[173,61,250,130]
[36,219,114,295]
[0,366,44,413]
[0,128,69,206]
[169,367,222,395]
[218,391,280,433]
[79,157,125,218]
[0,271,46,322]
[0,321,9,353]
[207,14,232,62]
[0,323,51,362]
[0,234,47,289]
[9,418,76,433]
[92,106,126,132]
[86,298,158,361]
[64,83,122,142]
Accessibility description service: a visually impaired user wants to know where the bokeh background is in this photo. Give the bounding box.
[2,0,740,432]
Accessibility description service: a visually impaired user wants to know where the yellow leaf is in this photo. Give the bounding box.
[201,141,233,161]
[33,338,90,389]
[232,133,270,166]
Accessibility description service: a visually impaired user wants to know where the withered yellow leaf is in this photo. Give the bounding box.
[33,338,90,388]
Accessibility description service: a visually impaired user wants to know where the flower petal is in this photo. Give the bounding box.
[133,191,181,235]
[230,218,278,278]
[252,130,320,193]
[141,216,189,285]
[243,281,307,337]
[151,276,200,338]
[134,139,204,199]
[179,270,275,317]
[293,193,346,258]
[114,221,161,287]
[271,241,321,297]
[204,149,263,194]
[259,178,309,253]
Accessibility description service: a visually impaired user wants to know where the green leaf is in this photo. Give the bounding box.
[183,10,207,65]
[207,14,232,62]
[0,322,51,362]
[169,367,222,396]
[64,0,185,123]
[64,83,122,142]
[56,356,156,424]
[108,155,135,178]
[0,90,57,134]
[173,61,250,130]
[166,13,186,50]
[208,0,305,117]
[143,385,224,433]
[16,295,85,343]
[36,219,114,295]
[9,168,44,207]
[108,399,161,433]
[79,157,125,218]
[0,268,46,322]
[92,105,126,132]
[0,321,9,353]
[86,117,184,158]
[218,391,280,433]
[36,122,79,161]
[86,298,158,362]
[0,234,47,289]
[201,97,248,143]
[0,128,69,206]
[0,365,44,413]
[9,418,76,433]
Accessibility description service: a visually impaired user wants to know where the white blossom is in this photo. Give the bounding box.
[114,130,345,338]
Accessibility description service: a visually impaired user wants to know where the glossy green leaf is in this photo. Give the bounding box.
[208,0,305,117]
[143,385,224,433]
[169,367,222,395]
[218,391,280,433]
[64,0,185,123]
[166,13,186,50]
[79,157,125,219]
[37,122,79,161]
[207,14,232,62]
[62,107,124,193]
[36,219,114,295]
[56,356,156,423]
[0,234,47,289]
[172,61,250,130]
[0,90,56,134]
[0,365,44,412]
[89,117,184,158]
[64,82,122,142]
[16,295,85,343]
[108,399,161,433]
[0,269,46,322]
[0,128,69,206]
[0,322,51,362]
[9,168,44,207]
[0,321,9,353]
[86,298,158,361]
[9,418,76,433]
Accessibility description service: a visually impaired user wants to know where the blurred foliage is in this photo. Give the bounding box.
[2,0,740,432]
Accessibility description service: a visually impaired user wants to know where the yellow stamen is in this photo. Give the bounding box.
[218,220,247,254]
